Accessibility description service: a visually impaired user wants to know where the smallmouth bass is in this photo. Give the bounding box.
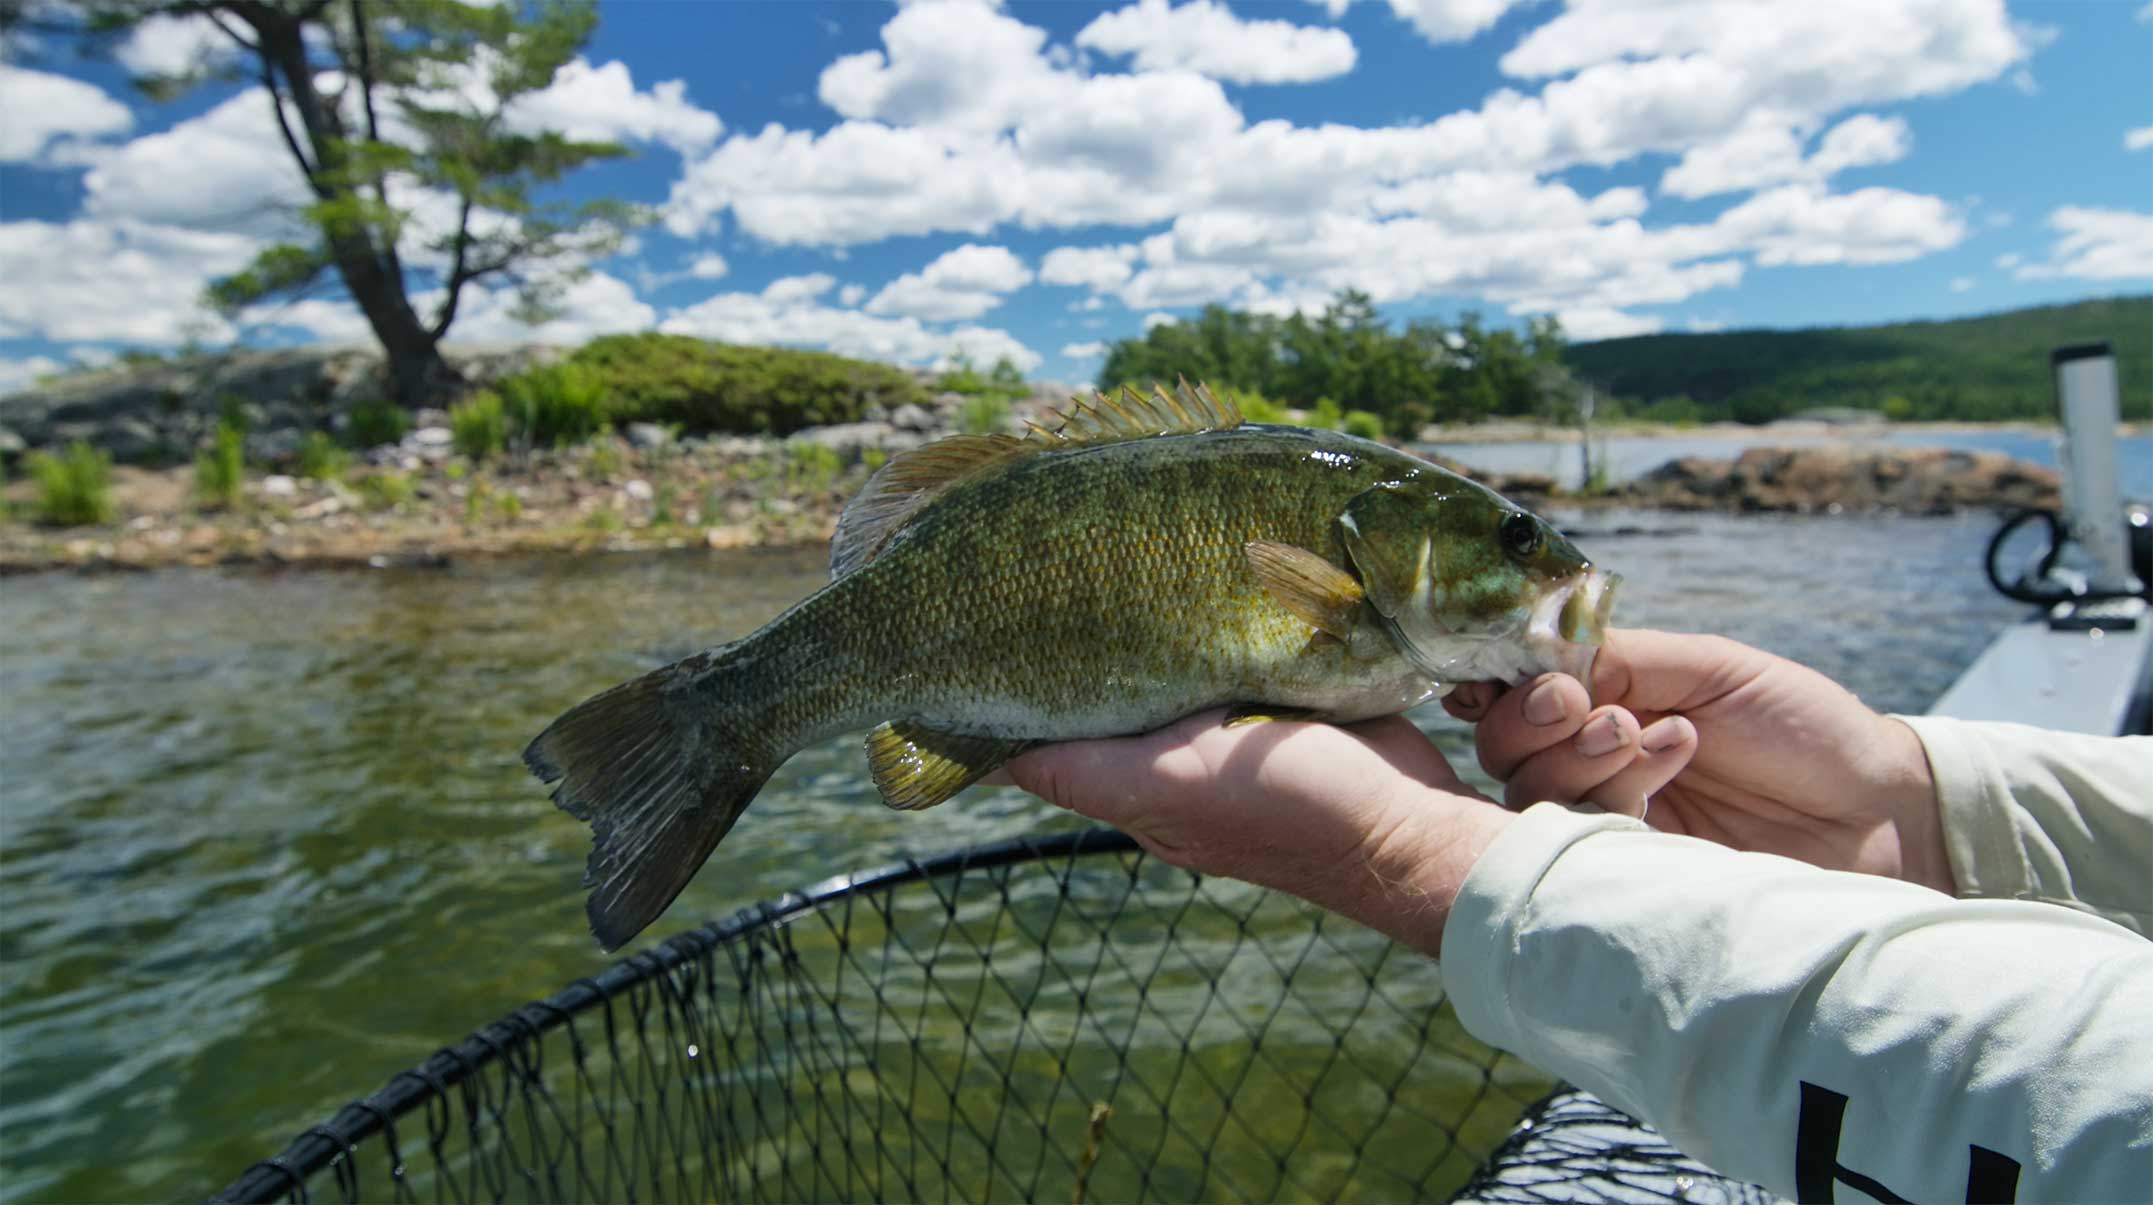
[527,384,1618,949]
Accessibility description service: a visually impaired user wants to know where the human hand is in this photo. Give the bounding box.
[1444,629,1952,892]
[1001,711,1517,955]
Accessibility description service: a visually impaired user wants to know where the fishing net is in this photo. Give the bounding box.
[214,828,1759,1205]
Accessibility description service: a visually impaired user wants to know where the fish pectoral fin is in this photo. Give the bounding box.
[1244,540,1364,641]
[866,721,1031,812]
[1222,705,1324,728]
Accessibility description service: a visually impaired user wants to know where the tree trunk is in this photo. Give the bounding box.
[256,15,459,407]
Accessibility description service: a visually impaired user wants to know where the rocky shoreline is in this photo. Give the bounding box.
[0,434,2063,575]
[0,346,2065,575]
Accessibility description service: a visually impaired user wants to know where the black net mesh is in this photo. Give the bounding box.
[215,829,1740,1205]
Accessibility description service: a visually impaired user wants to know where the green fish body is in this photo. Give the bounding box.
[528,385,1616,948]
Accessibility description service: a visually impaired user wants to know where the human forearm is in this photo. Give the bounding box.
[1443,804,2153,1201]
[1896,716,2153,934]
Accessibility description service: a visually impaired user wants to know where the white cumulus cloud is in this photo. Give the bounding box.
[505,60,723,155]
[0,65,134,165]
[2126,127,2153,152]
[661,287,1039,371]
[114,13,238,78]
[0,219,254,345]
[1061,340,1108,359]
[867,244,1032,321]
[2013,207,2153,281]
[1041,244,1140,291]
[1076,0,1357,84]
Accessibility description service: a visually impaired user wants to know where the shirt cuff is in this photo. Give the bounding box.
[1441,801,1646,1057]
[1890,713,2028,902]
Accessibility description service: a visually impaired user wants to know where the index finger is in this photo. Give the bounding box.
[1589,629,1773,715]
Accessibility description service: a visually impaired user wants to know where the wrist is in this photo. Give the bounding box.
[1331,793,1516,957]
[1875,716,1955,894]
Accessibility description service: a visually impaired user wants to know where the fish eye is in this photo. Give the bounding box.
[1499,512,1543,560]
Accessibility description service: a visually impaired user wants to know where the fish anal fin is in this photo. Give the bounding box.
[830,434,1027,577]
[1244,540,1364,641]
[866,721,1030,812]
[1223,705,1323,728]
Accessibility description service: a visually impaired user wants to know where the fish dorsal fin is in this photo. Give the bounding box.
[1022,379,1242,447]
[829,434,1028,577]
[829,380,1242,577]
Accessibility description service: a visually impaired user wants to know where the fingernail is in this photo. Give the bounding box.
[1641,716,1689,753]
[1523,677,1567,726]
[1575,714,1627,758]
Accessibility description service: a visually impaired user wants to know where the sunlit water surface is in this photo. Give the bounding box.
[0,510,2028,1201]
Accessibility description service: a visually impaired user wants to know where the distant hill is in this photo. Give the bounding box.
[1563,296,2152,423]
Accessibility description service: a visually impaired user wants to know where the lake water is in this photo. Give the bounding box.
[1423,429,2153,497]
[0,508,2033,1202]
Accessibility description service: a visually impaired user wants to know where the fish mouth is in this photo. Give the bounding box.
[1531,569,1620,688]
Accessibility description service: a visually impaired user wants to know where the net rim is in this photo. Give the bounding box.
[210,826,1144,1205]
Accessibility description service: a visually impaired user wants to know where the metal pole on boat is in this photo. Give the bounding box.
[2053,343,2145,599]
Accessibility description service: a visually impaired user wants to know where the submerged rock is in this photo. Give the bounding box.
[1623,446,2061,515]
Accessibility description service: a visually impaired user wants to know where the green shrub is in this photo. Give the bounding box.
[937,354,1029,402]
[1306,397,1343,430]
[784,441,842,492]
[1342,410,1385,441]
[958,393,1010,435]
[1385,401,1434,440]
[570,333,928,436]
[354,471,415,512]
[450,391,511,459]
[1215,386,1287,423]
[295,431,351,480]
[195,420,246,510]
[584,427,623,478]
[346,399,410,449]
[28,441,115,526]
[497,362,609,447]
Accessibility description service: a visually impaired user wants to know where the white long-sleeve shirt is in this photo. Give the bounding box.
[1443,718,2153,1203]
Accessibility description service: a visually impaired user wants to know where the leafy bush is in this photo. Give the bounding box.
[354,471,415,511]
[497,362,610,447]
[345,399,410,449]
[295,431,351,480]
[958,393,1010,435]
[1342,410,1385,440]
[784,441,842,492]
[1306,397,1343,430]
[571,333,927,435]
[449,391,511,459]
[1386,401,1434,440]
[937,354,1029,402]
[28,440,115,526]
[195,420,246,509]
[1215,386,1287,423]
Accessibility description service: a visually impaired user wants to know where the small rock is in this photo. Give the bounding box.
[623,479,654,502]
[889,403,935,433]
[408,426,453,451]
[625,422,673,450]
[260,475,299,499]
[0,426,23,456]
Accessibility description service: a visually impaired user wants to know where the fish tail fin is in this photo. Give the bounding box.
[524,645,779,951]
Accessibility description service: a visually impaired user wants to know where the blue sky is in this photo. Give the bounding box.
[2,0,2149,393]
